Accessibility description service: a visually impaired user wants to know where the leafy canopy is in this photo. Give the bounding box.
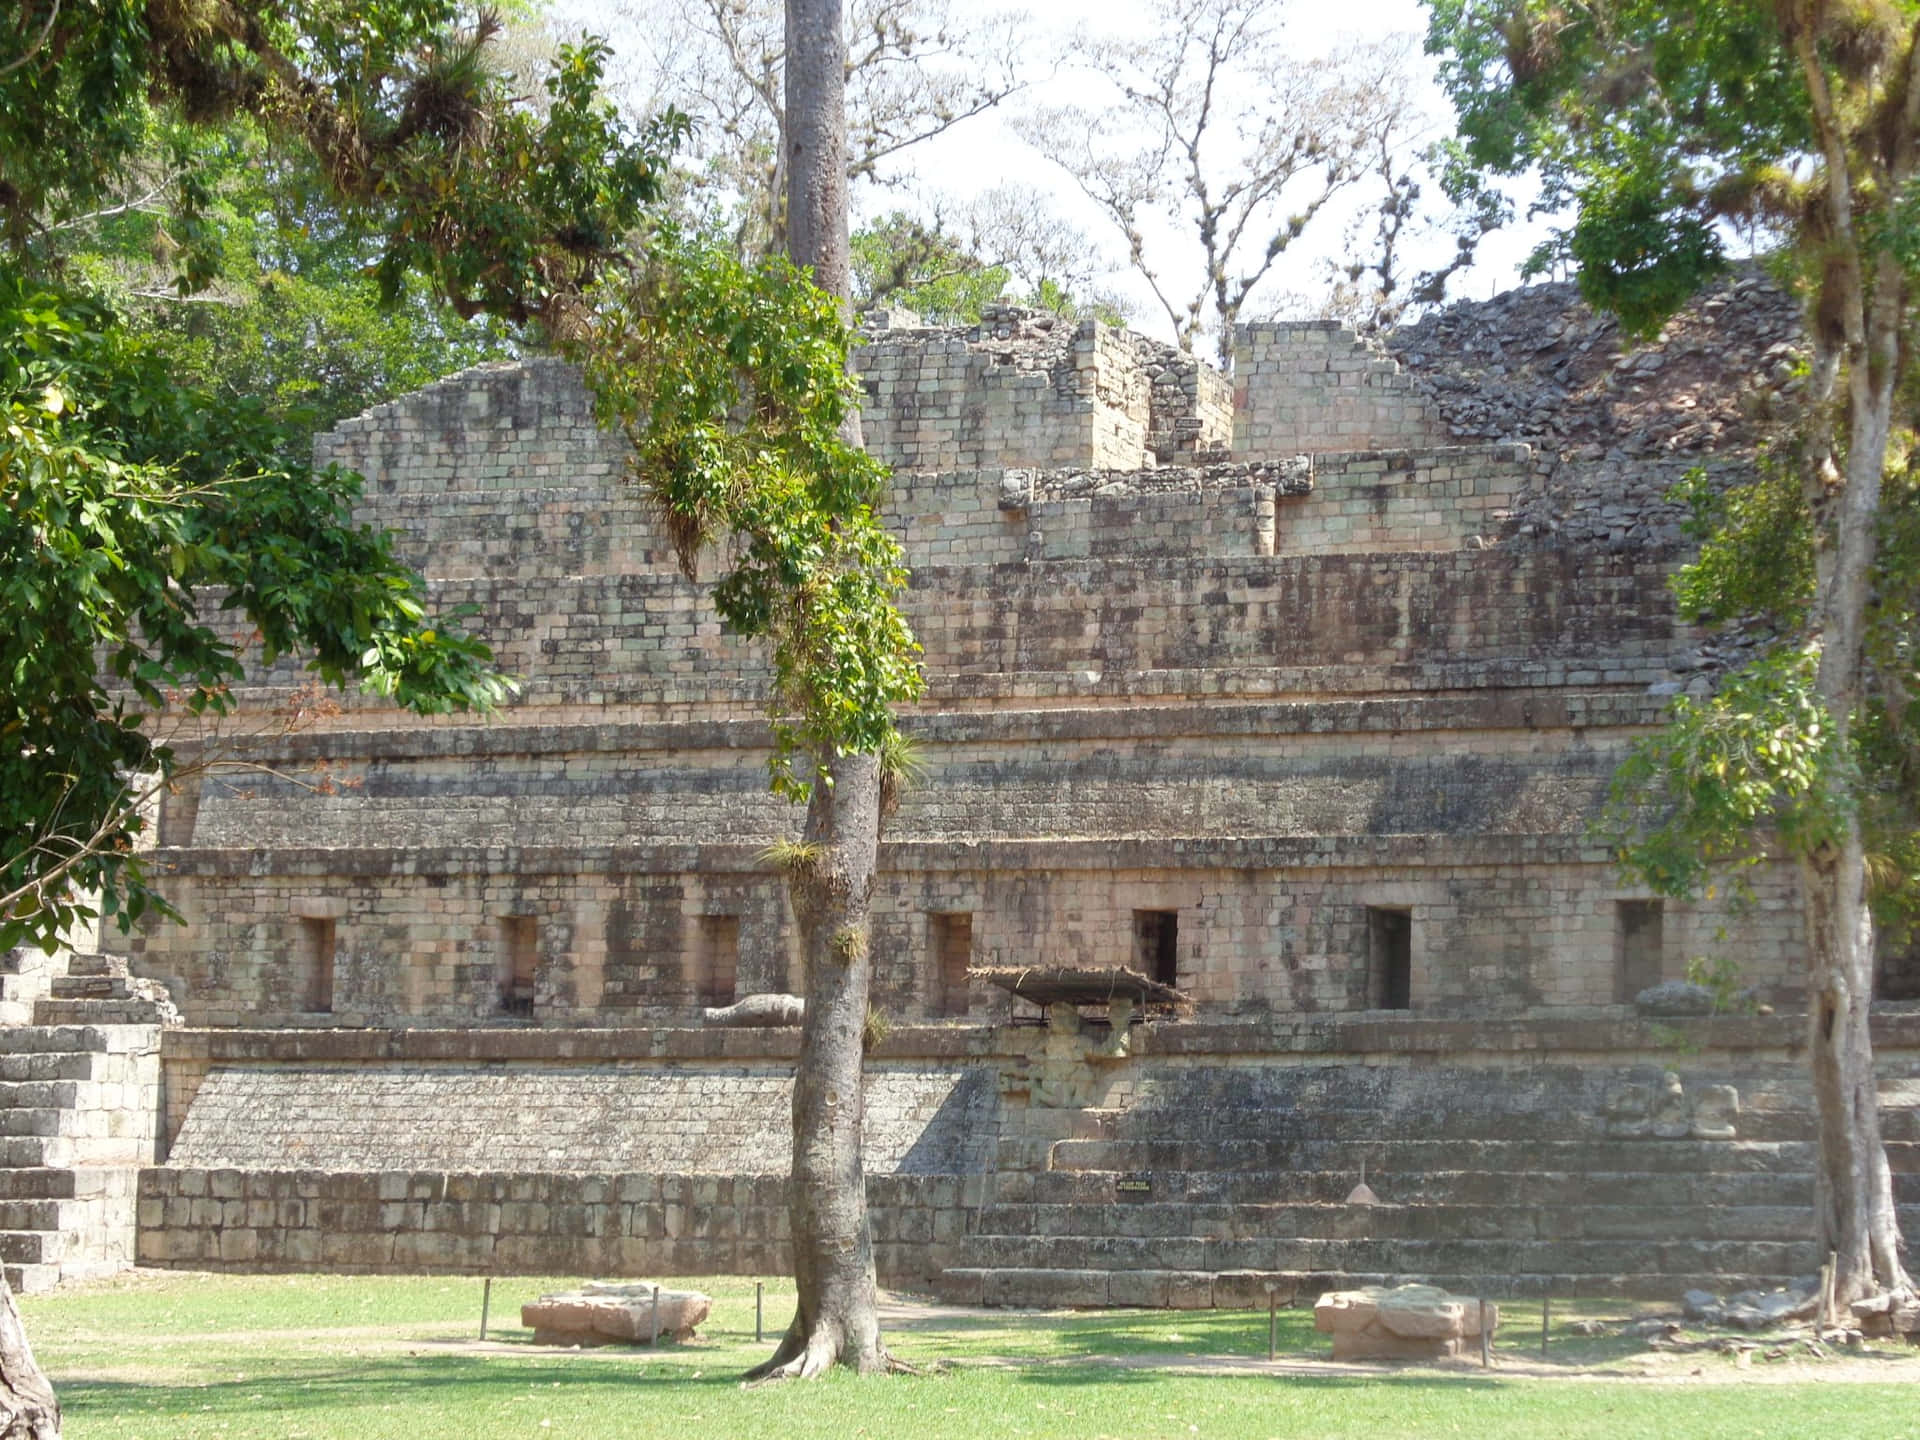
[0,275,512,951]
[1425,0,1816,334]
[0,5,683,949]
[578,238,925,799]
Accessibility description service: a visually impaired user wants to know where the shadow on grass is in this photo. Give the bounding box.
[57,1352,741,1422]
[1011,1367,1510,1393]
[890,1306,1326,1361]
[54,1345,1526,1427]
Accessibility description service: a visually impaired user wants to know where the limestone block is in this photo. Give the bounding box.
[1314,1284,1494,1361]
[522,1282,711,1345]
[702,994,803,1028]
[1691,1083,1740,1140]
[1634,980,1715,1017]
[1650,1070,1691,1140]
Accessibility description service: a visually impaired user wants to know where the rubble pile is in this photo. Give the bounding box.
[1388,267,1808,550]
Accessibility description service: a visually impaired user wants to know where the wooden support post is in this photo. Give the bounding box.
[756,1280,764,1343]
[1540,1294,1550,1358]
[1268,1291,1276,1362]
[1478,1298,1490,1368]
[479,1276,492,1342]
[651,1284,661,1345]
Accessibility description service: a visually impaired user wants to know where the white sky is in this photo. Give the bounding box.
[550,0,1555,342]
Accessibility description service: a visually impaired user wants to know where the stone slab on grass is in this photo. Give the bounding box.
[523,1281,711,1346]
[1314,1284,1496,1361]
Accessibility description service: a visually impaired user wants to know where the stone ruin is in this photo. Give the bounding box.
[1,274,1916,1315]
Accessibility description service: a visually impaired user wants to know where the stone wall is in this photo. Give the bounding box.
[854,311,1151,473]
[1234,322,1448,458]
[123,299,1810,1034]
[132,1016,1920,1298]
[131,688,1806,1026]
[136,1167,979,1285]
[166,1062,996,1174]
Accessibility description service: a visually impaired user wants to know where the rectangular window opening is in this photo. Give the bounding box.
[1133,910,1179,988]
[696,915,739,1008]
[498,915,538,1015]
[298,917,335,1014]
[932,913,974,1018]
[1878,935,1920,1002]
[1367,907,1412,1011]
[1615,900,1664,1004]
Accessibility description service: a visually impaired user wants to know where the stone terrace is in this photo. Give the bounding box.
[64,283,1912,1305]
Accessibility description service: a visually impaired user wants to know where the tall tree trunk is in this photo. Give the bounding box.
[752,751,888,1377]
[1803,357,1913,1307]
[749,0,890,1380]
[0,1273,59,1438]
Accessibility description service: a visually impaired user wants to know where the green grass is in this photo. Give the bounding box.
[18,1272,1920,1440]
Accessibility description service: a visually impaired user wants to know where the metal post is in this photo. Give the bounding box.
[1540,1294,1550,1358]
[651,1284,661,1345]
[755,1281,764,1344]
[480,1276,492,1342]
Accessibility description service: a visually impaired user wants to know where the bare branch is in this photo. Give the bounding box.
[0,0,61,83]
[1026,0,1422,363]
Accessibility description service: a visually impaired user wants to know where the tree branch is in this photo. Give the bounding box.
[0,0,61,82]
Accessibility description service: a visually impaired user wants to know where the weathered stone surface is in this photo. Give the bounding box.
[1682,1289,1722,1322]
[100,269,1913,1315]
[1635,981,1717,1017]
[523,1282,711,1345]
[1314,1285,1494,1360]
[1691,1084,1740,1140]
[703,994,803,1028]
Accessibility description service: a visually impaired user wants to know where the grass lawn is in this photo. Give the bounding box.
[18,1271,1920,1440]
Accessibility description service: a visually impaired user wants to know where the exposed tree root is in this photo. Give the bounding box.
[741,1318,902,1384]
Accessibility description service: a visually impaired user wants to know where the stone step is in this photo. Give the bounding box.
[0,1027,114,1055]
[61,955,115,979]
[31,1000,166,1027]
[0,1081,81,1111]
[4,1263,62,1296]
[48,976,132,1002]
[0,1231,67,1266]
[1046,1136,1819,1176]
[0,1109,77,1139]
[0,1200,72,1232]
[0,1053,104,1083]
[933,1264,1812,1310]
[0,1138,68,1168]
[0,1170,78,1201]
[1002,1166,1838,1209]
[961,1200,1836,1247]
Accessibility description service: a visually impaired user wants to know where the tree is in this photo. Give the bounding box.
[2,4,679,1429]
[1427,0,1920,1308]
[852,192,1128,325]
[569,0,921,1384]
[758,0,899,1376]
[46,123,521,438]
[612,0,1026,257]
[1,0,675,958]
[0,276,513,956]
[1024,0,1426,365]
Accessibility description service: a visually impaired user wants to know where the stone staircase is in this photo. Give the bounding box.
[936,1062,1919,1307]
[0,1023,162,1293]
[0,949,61,1027]
[33,953,180,1028]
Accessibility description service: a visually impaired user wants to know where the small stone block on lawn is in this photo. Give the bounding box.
[1313,1284,1495,1361]
[522,1282,711,1345]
